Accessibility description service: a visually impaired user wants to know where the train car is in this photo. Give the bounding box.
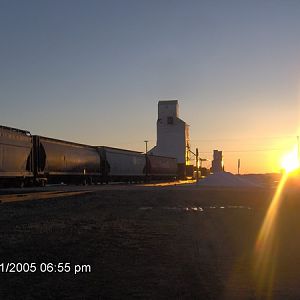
[146,154,177,180]
[33,135,101,185]
[98,146,145,182]
[0,124,179,187]
[0,125,33,187]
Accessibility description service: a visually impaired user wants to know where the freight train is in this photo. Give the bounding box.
[0,125,177,187]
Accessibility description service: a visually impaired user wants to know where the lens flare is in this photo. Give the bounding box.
[280,146,300,173]
[254,172,289,298]
[254,144,300,297]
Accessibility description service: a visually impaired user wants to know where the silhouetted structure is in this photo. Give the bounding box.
[149,100,191,178]
[211,150,223,173]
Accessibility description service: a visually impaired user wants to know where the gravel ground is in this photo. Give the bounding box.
[0,185,299,299]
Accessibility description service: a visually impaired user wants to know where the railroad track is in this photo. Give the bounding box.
[0,190,93,203]
[0,181,194,203]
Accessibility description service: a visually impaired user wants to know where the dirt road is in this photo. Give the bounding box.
[0,185,299,299]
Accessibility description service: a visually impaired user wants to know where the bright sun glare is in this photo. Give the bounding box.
[280,146,300,173]
[255,144,300,297]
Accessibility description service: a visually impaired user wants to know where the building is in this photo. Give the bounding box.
[211,150,223,173]
[149,100,191,178]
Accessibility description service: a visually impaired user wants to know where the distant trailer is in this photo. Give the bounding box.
[97,146,145,183]
[0,125,33,187]
[33,135,101,185]
[146,154,177,180]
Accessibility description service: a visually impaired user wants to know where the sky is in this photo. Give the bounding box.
[1,0,300,173]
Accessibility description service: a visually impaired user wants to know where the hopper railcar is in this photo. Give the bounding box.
[33,135,102,186]
[0,126,33,187]
[97,146,145,183]
[146,154,177,181]
[98,147,178,183]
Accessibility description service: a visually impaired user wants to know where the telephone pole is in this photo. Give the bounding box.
[196,148,199,182]
[297,136,299,163]
[144,140,149,181]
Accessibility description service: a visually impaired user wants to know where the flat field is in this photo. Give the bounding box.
[0,184,299,299]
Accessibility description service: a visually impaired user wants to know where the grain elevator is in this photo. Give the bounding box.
[149,100,191,178]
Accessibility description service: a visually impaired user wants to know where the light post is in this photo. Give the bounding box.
[144,140,148,154]
[144,140,148,181]
[297,136,299,164]
[196,148,199,182]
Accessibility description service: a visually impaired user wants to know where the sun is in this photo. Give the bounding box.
[280,146,300,173]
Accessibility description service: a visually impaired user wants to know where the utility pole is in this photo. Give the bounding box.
[187,148,207,181]
[238,158,240,175]
[144,140,148,181]
[199,158,207,175]
[196,148,199,182]
[297,136,300,164]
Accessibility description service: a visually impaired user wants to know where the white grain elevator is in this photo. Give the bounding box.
[149,100,191,178]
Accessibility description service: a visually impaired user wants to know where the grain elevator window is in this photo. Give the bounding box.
[167,117,174,124]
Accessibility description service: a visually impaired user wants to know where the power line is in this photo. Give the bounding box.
[190,135,296,142]
[198,148,287,154]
